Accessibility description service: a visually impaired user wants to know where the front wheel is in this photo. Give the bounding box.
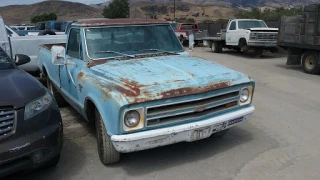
[302,51,320,74]
[95,109,120,165]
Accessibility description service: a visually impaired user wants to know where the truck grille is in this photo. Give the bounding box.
[0,107,15,140]
[256,33,278,41]
[146,91,240,127]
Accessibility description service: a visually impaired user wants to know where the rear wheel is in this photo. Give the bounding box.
[211,42,222,53]
[46,76,67,107]
[95,109,120,165]
[302,51,320,74]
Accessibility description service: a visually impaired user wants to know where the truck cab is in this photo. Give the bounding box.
[38,18,255,165]
[226,19,278,55]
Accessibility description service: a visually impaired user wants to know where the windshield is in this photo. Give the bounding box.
[238,20,268,29]
[181,24,198,30]
[0,48,14,70]
[85,25,183,59]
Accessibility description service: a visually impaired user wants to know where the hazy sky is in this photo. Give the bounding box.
[0,0,107,7]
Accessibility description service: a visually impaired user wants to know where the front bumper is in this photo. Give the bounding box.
[247,41,277,47]
[112,106,254,153]
[0,104,63,178]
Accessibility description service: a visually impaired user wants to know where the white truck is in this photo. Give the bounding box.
[202,19,279,56]
[0,16,66,75]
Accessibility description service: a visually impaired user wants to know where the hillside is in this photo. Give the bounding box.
[0,1,103,24]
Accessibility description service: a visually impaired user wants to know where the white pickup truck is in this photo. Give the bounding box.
[0,16,66,75]
[202,19,279,56]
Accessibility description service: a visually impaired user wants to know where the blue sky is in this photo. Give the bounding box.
[0,0,107,7]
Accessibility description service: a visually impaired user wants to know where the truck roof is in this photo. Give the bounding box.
[74,18,168,27]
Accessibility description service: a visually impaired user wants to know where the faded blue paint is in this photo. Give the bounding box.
[38,24,255,137]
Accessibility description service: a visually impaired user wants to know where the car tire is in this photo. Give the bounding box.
[302,51,320,75]
[95,109,120,165]
[212,129,229,138]
[46,77,67,107]
[254,49,263,56]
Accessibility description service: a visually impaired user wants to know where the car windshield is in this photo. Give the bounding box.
[238,20,268,29]
[85,25,183,59]
[0,48,14,70]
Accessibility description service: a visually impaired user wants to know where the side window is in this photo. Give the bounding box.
[66,29,83,60]
[229,21,236,30]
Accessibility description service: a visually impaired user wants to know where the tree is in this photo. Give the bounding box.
[103,0,130,19]
[31,13,57,23]
[185,18,195,23]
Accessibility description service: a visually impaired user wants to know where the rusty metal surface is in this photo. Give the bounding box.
[87,55,251,104]
[75,18,168,27]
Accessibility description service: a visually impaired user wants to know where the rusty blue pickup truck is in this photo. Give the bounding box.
[38,18,255,165]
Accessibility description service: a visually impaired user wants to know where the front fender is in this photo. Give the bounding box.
[79,75,129,136]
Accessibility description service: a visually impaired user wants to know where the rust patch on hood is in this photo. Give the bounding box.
[87,60,108,68]
[160,82,230,99]
[78,72,85,80]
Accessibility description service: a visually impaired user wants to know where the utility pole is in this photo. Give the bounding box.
[174,0,176,21]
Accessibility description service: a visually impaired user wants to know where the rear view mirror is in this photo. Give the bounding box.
[15,54,31,66]
[52,46,66,65]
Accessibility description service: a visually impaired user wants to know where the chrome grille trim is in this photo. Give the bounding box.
[0,107,16,141]
[255,32,278,41]
[145,90,240,127]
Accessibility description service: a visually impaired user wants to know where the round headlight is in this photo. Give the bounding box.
[124,110,140,127]
[240,88,250,103]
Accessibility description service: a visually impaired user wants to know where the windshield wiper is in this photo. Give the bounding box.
[137,49,178,55]
[94,51,135,58]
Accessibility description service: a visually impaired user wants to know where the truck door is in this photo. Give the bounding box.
[226,21,237,45]
[0,17,11,56]
[60,28,85,112]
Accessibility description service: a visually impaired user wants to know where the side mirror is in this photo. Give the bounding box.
[15,54,31,66]
[52,46,66,65]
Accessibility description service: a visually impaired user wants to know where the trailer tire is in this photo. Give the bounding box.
[212,42,222,53]
[302,51,320,74]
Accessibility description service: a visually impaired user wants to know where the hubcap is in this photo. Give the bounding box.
[305,56,315,70]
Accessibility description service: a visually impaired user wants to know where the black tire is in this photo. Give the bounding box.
[95,109,120,165]
[302,51,320,74]
[238,39,247,53]
[212,42,222,53]
[38,30,56,36]
[46,76,67,107]
[212,129,230,138]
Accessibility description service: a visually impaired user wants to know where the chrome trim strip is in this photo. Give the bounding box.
[146,105,238,128]
[146,96,239,120]
[0,110,17,141]
[146,89,240,114]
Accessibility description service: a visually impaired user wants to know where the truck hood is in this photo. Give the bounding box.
[90,55,252,104]
[0,69,46,109]
[247,27,278,32]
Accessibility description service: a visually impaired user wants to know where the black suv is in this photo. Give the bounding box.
[0,47,63,177]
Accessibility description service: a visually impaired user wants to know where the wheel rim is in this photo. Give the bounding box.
[305,55,315,70]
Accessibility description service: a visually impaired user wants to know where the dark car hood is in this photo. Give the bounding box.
[0,69,46,109]
[89,55,252,104]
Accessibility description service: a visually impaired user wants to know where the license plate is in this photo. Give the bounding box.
[228,117,244,126]
[190,127,212,142]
